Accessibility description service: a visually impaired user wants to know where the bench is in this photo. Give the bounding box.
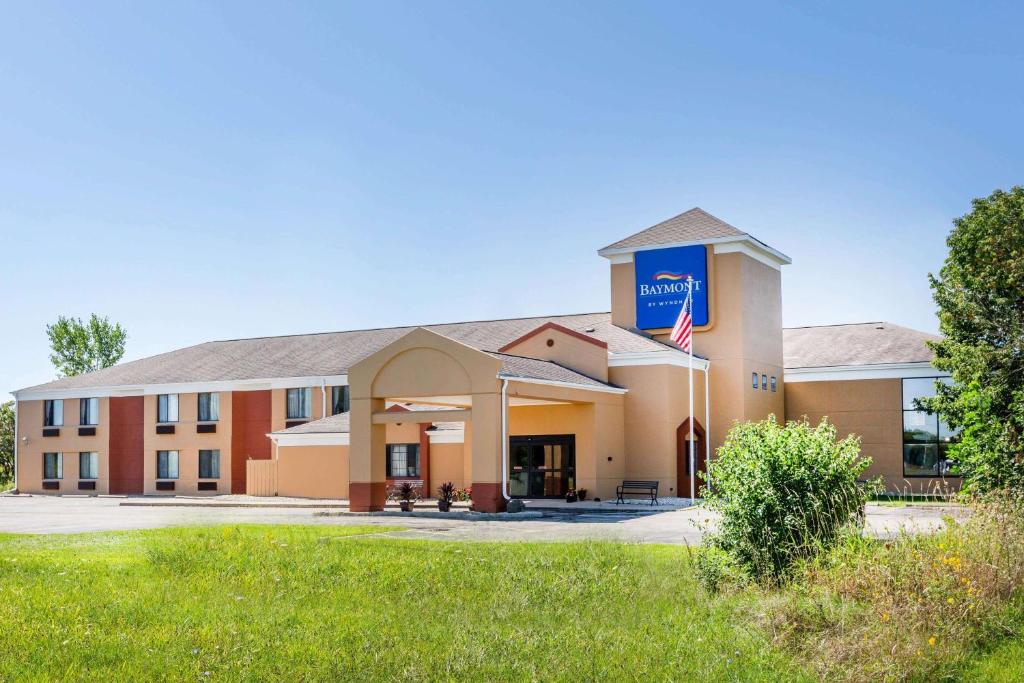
[616,480,659,505]
[386,480,424,500]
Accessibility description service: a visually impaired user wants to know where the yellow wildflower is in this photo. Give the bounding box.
[929,636,937,646]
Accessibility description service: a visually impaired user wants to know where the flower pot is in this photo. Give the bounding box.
[438,500,451,512]
[399,501,414,512]
[565,493,578,503]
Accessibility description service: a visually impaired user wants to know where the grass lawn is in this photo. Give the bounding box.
[0,525,810,682]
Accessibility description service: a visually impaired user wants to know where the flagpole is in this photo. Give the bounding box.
[687,277,695,502]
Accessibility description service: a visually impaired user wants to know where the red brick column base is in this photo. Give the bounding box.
[471,482,507,513]
[350,482,386,512]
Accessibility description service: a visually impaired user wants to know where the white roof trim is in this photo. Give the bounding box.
[784,362,946,383]
[14,375,350,402]
[428,430,465,444]
[598,234,792,268]
[608,350,710,371]
[270,432,350,447]
[500,375,629,395]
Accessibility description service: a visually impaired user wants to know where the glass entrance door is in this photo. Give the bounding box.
[508,435,575,498]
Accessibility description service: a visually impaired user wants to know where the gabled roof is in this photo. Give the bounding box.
[17,312,655,395]
[597,207,791,265]
[783,322,940,369]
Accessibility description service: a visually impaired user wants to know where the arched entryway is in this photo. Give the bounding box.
[676,418,706,499]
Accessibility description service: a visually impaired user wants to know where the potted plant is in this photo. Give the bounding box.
[565,489,578,503]
[437,481,455,512]
[396,481,418,512]
[577,488,588,502]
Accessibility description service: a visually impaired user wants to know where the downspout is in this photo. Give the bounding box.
[11,395,18,493]
[500,378,510,501]
[320,378,327,419]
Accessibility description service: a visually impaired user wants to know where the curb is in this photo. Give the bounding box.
[120,502,349,509]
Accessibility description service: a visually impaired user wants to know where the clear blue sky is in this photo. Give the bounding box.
[2,1,1022,397]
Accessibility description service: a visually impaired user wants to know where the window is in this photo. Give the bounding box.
[331,386,350,415]
[79,397,99,426]
[287,388,311,419]
[770,376,777,392]
[157,394,179,423]
[199,450,220,479]
[157,450,179,479]
[43,452,63,480]
[386,444,420,478]
[752,373,759,389]
[902,377,960,477]
[197,392,219,422]
[43,399,63,427]
[761,374,768,391]
[79,452,98,480]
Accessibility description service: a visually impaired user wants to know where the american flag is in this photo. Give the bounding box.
[669,283,693,353]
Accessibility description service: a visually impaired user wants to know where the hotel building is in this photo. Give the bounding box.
[12,208,955,511]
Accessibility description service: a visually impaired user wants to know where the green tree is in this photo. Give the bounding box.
[0,401,14,488]
[46,314,127,378]
[927,187,1024,493]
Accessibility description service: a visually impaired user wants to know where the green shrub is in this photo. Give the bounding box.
[703,416,871,585]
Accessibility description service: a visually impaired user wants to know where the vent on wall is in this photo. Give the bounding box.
[197,481,218,491]
[78,427,96,436]
[155,481,175,491]
[78,481,96,491]
[156,425,175,435]
[42,428,60,437]
[42,480,60,490]
[197,423,217,434]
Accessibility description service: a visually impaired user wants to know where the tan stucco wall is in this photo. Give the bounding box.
[143,392,233,495]
[608,363,708,497]
[501,327,609,382]
[785,378,958,494]
[15,398,111,494]
[278,444,349,498]
[430,442,467,490]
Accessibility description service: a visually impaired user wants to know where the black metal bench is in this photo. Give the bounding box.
[616,480,659,505]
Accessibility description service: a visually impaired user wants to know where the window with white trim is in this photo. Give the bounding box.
[386,444,420,478]
[198,392,219,422]
[43,400,63,427]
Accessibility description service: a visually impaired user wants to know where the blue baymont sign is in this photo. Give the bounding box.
[634,245,709,330]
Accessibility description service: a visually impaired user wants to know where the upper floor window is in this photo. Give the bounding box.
[157,450,179,479]
[331,386,350,415]
[902,377,960,478]
[43,399,63,427]
[43,452,63,480]
[199,449,221,479]
[198,392,220,422]
[770,376,778,393]
[157,394,179,423]
[80,398,99,426]
[751,373,759,390]
[287,388,312,420]
[386,443,420,478]
[761,374,768,391]
[79,452,98,480]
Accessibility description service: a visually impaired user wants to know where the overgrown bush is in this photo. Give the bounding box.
[702,417,871,585]
[762,493,1024,682]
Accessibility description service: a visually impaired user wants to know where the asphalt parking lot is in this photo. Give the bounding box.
[0,494,963,545]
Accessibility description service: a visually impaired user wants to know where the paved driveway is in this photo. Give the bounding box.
[0,495,961,545]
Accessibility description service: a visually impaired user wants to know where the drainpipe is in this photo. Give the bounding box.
[500,378,510,501]
[320,378,327,419]
[11,395,18,493]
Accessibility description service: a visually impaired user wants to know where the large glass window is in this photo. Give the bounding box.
[197,392,219,422]
[79,452,98,480]
[386,444,420,478]
[199,450,220,479]
[331,386,350,415]
[43,452,62,480]
[157,450,179,479]
[79,397,99,426]
[157,394,179,423]
[902,377,959,477]
[43,399,63,427]
[287,388,311,419]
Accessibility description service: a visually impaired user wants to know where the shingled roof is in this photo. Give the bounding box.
[783,322,939,369]
[16,312,660,394]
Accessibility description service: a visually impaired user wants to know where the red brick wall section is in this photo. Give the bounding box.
[230,390,272,494]
[108,396,145,494]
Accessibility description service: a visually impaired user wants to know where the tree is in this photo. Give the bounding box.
[0,401,13,487]
[46,314,127,378]
[927,186,1024,493]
